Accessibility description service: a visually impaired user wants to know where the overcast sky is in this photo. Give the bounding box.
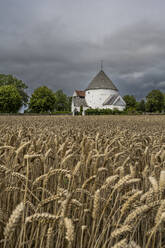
[1,0,165,99]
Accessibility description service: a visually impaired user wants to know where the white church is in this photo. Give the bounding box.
[72,69,126,115]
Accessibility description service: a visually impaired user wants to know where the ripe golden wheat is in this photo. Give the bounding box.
[0,115,165,247]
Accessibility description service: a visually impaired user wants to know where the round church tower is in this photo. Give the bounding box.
[85,70,118,109]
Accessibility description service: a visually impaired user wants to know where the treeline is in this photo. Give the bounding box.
[0,73,165,114]
[123,90,165,113]
[0,74,71,113]
[27,87,71,113]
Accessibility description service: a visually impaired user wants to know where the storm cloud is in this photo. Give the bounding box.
[0,0,165,99]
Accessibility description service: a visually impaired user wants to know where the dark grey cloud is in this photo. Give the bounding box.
[0,0,165,99]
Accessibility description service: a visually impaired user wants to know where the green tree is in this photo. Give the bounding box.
[123,95,137,110]
[54,90,69,111]
[136,99,146,112]
[0,74,28,105]
[29,86,56,113]
[146,89,164,113]
[0,85,22,113]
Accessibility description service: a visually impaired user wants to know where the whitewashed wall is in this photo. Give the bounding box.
[85,89,118,108]
[72,89,126,115]
[71,101,75,113]
[103,105,125,111]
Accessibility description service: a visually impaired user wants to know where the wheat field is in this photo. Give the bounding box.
[0,115,165,248]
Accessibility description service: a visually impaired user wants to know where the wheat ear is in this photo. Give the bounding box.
[92,189,100,220]
[4,202,24,240]
[159,170,165,193]
[149,176,158,192]
[111,225,132,239]
[124,205,150,225]
[121,190,142,217]
[111,238,128,248]
[64,217,74,248]
[25,213,59,224]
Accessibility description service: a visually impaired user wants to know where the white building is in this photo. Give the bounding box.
[72,70,126,115]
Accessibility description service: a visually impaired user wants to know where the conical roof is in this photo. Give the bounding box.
[86,70,118,91]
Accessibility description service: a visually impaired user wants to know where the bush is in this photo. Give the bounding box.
[84,108,146,115]
[112,108,122,115]
[85,108,122,115]
[24,110,72,115]
[51,111,72,115]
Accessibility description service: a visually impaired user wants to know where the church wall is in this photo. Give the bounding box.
[103,105,125,111]
[114,98,125,107]
[71,100,75,113]
[85,89,118,109]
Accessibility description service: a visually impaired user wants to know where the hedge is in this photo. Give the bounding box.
[85,108,123,115]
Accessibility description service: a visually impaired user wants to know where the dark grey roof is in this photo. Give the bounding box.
[103,94,119,105]
[86,70,118,91]
[73,96,88,107]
